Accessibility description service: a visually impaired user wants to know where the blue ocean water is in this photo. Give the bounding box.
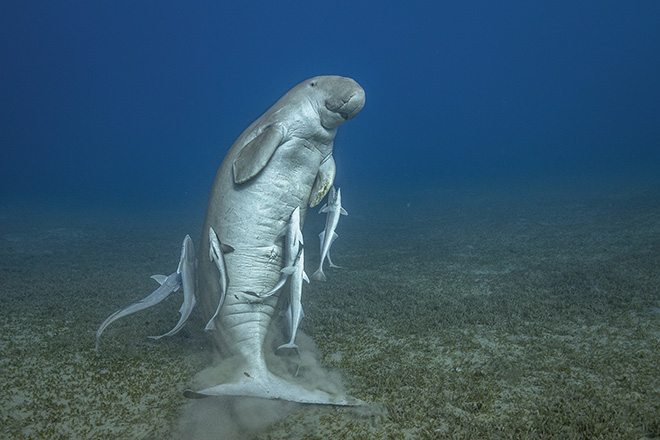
[2,1,659,208]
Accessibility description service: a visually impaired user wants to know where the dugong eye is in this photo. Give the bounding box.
[309,81,316,87]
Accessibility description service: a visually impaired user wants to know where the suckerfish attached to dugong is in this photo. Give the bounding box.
[95,235,196,354]
[188,76,365,405]
[313,186,347,281]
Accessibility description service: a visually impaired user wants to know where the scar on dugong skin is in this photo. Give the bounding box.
[190,76,365,405]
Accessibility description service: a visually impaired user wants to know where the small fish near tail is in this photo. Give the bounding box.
[204,227,234,331]
[95,235,196,354]
[149,235,197,340]
[258,206,303,298]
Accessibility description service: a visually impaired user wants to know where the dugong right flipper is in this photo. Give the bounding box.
[309,155,336,208]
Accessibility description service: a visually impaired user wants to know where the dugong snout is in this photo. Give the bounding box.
[317,76,365,129]
[326,89,365,120]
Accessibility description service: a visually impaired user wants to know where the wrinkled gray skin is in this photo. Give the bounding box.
[191,76,365,405]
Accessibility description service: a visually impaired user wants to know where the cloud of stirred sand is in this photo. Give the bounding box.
[176,331,350,439]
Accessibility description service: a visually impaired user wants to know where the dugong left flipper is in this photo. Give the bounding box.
[95,235,195,354]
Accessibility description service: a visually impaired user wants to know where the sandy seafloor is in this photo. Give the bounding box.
[1,176,659,440]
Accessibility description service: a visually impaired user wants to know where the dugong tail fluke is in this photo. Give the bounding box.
[184,369,364,406]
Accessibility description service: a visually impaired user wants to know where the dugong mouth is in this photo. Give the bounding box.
[325,89,366,121]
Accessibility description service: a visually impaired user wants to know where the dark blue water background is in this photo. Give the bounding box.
[2,1,659,211]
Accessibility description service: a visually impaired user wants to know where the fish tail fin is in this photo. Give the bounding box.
[311,268,326,281]
[277,342,300,353]
[204,319,217,332]
[327,249,342,268]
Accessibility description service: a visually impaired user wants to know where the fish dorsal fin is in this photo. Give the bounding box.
[233,124,285,184]
[280,266,296,276]
[151,274,168,285]
[220,244,234,254]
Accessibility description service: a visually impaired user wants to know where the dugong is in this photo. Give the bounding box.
[188,76,365,405]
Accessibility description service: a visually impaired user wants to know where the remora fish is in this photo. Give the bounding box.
[278,245,309,351]
[312,186,347,281]
[95,235,195,353]
[149,235,197,340]
[259,206,303,298]
[205,227,234,331]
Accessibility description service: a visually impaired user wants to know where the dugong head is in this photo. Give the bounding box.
[288,75,366,130]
